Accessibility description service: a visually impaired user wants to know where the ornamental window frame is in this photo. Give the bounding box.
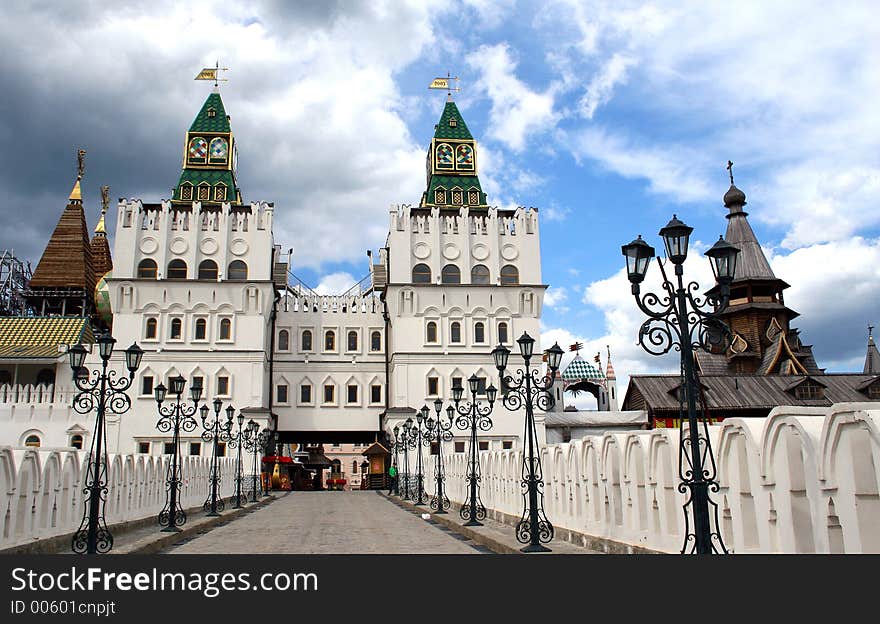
[209,137,228,163]
[435,187,447,205]
[213,182,227,202]
[197,182,211,201]
[456,144,474,171]
[435,142,454,170]
[180,182,193,201]
[188,136,207,164]
[468,188,480,206]
[451,187,463,205]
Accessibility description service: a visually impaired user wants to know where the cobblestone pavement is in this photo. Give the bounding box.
[166,491,482,554]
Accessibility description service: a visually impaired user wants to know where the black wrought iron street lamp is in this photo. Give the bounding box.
[390,425,401,496]
[492,335,563,552]
[405,411,429,505]
[400,420,413,500]
[424,398,454,514]
[154,375,203,532]
[200,398,233,517]
[622,215,739,555]
[225,411,248,508]
[243,420,262,502]
[450,375,497,525]
[69,334,143,554]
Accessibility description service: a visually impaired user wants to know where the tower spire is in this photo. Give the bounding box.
[69,148,86,202]
[865,324,880,374]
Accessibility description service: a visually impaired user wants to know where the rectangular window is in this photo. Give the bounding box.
[452,377,463,392]
[301,384,312,403]
[192,376,204,394]
[475,377,487,394]
[277,384,289,404]
[163,442,175,455]
[217,376,229,396]
[478,440,489,451]
[138,442,150,454]
[347,384,358,403]
[454,441,465,453]
[430,442,439,455]
[371,385,382,404]
[216,442,226,457]
[324,384,335,403]
[141,375,154,396]
[427,377,439,396]
[189,442,201,456]
[502,441,513,450]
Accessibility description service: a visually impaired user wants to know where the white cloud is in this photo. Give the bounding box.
[543,286,568,308]
[314,272,359,295]
[579,53,635,118]
[465,43,559,152]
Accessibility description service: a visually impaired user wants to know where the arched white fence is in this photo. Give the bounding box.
[427,403,880,553]
[1,448,238,550]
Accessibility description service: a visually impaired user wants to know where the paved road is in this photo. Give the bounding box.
[167,491,481,554]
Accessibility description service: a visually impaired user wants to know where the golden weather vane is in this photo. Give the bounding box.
[428,72,461,99]
[100,185,110,214]
[195,60,229,88]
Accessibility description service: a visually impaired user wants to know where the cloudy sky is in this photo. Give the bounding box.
[2,1,878,400]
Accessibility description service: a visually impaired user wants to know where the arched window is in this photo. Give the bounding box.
[167,259,187,280]
[188,136,207,163]
[302,330,313,351]
[471,264,490,284]
[70,434,83,449]
[219,318,231,340]
[194,318,207,340]
[370,331,381,352]
[137,259,158,279]
[450,321,462,343]
[500,264,519,285]
[347,330,358,351]
[278,330,289,351]
[36,368,55,385]
[498,322,509,344]
[170,318,182,339]
[209,137,228,161]
[145,318,158,339]
[442,264,461,284]
[426,321,438,343]
[412,263,431,284]
[227,260,248,281]
[353,460,358,474]
[325,330,336,351]
[474,322,485,344]
[25,435,41,448]
[198,259,218,280]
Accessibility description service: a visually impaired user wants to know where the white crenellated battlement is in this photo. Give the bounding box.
[280,292,382,315]
[423,402,880,554]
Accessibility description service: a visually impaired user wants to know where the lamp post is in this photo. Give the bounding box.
[424,398,454,514]
[70,334,143,554]
[450,376,497,525]
[492,335,563,552]
[622,215,739,554]
[389,425,401,496]
[243,420,262,502]
[400,420,413,500]
[224,410,248,509]
[154,375,203,532]
[200,398,233,517]
[406,411,429,505]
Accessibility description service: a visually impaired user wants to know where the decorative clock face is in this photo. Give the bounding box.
[436,143,453,167]
[189,137,207,160]
[456,144,474,168]
[210,137,228,159]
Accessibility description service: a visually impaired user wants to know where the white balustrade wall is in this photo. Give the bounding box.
[425,403,880,553]
[0,448,239,551]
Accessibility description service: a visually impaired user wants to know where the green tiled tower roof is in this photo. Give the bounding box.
[433,101,473,140]
[421,99,486,208]
[173,91,241,205]
[190,92,231,133]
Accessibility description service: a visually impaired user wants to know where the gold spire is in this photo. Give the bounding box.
[68,149,86,202]
[95,185,109,234]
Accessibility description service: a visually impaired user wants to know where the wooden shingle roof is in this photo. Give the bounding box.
[30,200,95,292]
